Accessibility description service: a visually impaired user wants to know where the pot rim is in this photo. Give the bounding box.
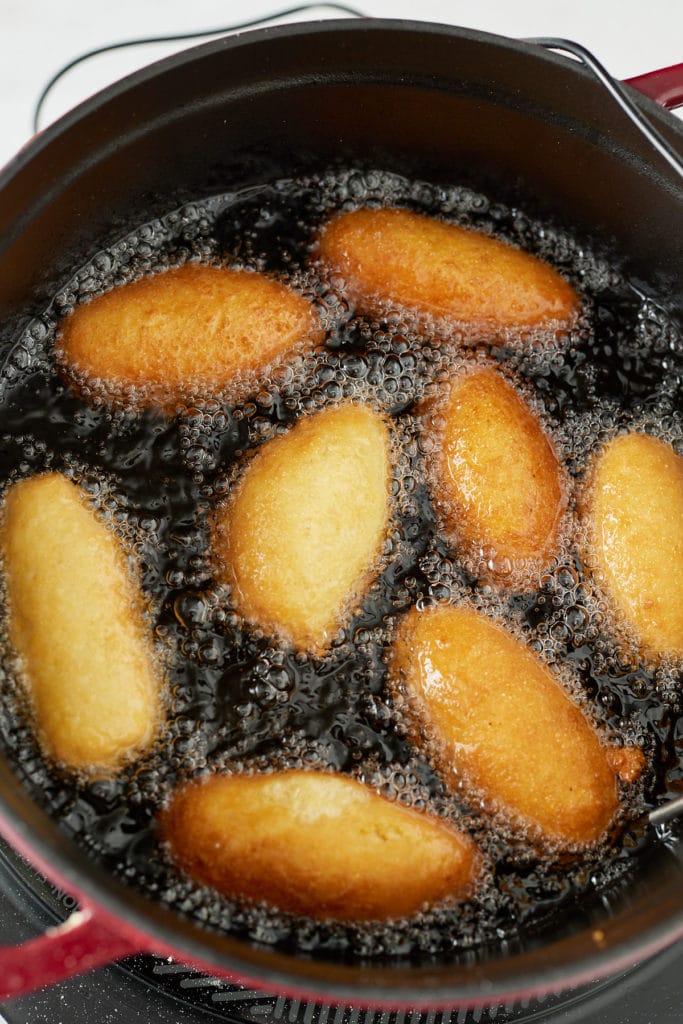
[0,16,682,1008]
[2,16,681,187]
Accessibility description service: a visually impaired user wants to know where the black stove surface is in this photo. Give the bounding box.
[0,836,680,1024]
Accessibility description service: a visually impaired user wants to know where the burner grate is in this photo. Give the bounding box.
[110,953,635,1024]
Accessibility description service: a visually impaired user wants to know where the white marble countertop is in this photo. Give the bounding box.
[1,0,681,171]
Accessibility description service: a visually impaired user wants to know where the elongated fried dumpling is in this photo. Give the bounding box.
[389,605,618,846]
[317,207,578,331]
[212,403,391,651]
[584,432,683,661]
[424,367,566,584]
[57,264,322,407]
[0,473,161,773]
[159,770,478,921]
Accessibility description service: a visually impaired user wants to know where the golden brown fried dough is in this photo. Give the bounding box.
[317,207,578,331]
[0,473,161,773]
[389,604,619,846]
[213,403,391,651]
[584,432,683,661]
[606,746,646,785]
[57,264,322,407]
[424,367,566,584]
[159,770,478,921]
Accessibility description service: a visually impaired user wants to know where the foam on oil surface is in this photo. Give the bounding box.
[0,169,680,959]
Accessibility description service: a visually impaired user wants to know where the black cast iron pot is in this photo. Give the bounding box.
[0,16,681,1008]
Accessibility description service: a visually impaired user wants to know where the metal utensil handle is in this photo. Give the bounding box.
[527,37,683,179]
[649,793,683,828]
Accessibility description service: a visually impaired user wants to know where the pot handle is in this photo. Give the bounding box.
[625,63,683,110]
[0,899,145,1000]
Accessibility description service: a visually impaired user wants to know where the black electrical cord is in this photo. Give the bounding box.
[32,2,366,133]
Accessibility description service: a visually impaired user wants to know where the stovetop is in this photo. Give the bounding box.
[0,835,680,1024]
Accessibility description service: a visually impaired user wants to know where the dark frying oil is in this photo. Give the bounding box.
[0,169,681,961]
